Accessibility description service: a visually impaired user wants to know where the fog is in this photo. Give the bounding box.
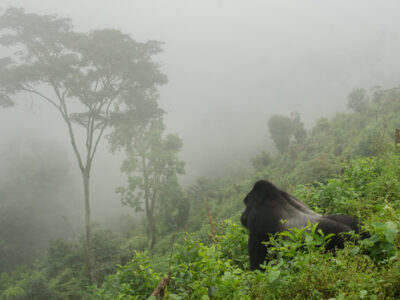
[1,0,400,221]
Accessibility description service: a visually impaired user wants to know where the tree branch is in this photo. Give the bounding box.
[45,79,85,172]
[21,85,61,110]
[58,94,85,172]
[86,115,91,153]
[89,97,114,165]
[85,114,95,171]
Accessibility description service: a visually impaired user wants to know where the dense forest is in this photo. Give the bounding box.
[1,7,400,300]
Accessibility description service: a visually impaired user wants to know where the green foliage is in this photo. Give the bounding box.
[296,153,400,216]
[89,217,400,299]
[217,221,249,269]
[268,113,308,154]
[5,147,400,299]
[0,225,129,300]
[265,222,334,261]
[156,177,188,235]
[0,268,57,300]
[40,225,124,294]
[90,227,123,283]
[88,142,400,299]
[347,88,369,112]
[45,239,84,284]
[90,252,160,300]
[361,221,399,262]
[353,126,390,157]
[166,226,251,299]
[289,154,341,186]
[250,150,271,172]
[260,87,400,189]
[291,111,307,143]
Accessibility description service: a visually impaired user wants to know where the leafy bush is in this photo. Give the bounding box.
[361,221,399,262]
[296,153,400,216]
[91,251,160,300]
[89,217,400,299]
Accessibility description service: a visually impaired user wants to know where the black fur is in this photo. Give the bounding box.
[241,180,368,270]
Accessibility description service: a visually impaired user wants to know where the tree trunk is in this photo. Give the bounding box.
[147,209,156,250]
[83,169,96,284]
[142,157,156,250]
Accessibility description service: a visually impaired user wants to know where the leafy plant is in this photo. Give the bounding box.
[90,251,160,300]
[361,221,398,261]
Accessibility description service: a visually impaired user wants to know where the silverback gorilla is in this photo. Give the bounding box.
[241,180,368,270]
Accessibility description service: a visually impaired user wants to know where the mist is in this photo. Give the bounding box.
[1,0,400,221]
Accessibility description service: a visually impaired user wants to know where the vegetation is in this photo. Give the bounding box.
[1,84,399,299]
[267,112,307,154]
[90,86,400,299]
[92,151,400,299]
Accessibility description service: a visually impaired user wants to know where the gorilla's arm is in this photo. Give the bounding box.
[248,232,268,270]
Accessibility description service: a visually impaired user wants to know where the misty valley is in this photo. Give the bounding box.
[1,3,400,300]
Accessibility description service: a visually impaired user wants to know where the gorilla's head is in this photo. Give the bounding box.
[240,180,280,229]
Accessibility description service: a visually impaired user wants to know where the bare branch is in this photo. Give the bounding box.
[21,85,61,110]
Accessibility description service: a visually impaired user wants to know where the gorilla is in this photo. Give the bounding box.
[240,180,368,270]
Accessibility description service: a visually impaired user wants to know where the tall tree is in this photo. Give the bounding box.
[268,113,307,153]
[0,8,166,283]
[114,120,185,250]
[291,111,307,143]
[347,88,368,113]
[268,115,293,153]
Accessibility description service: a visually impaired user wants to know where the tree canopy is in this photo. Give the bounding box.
[115,120,185,249]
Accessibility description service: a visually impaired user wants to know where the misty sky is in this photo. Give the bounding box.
[1,1,400,218]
